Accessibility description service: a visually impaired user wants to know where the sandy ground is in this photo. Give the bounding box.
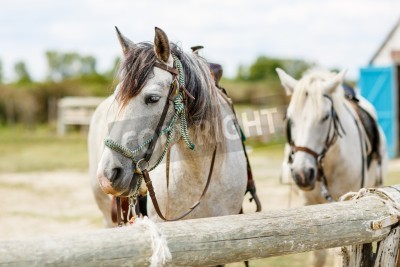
[1,159,399,258]
[0,169,302,241]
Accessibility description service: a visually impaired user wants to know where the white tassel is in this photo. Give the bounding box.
[133,217,172,267]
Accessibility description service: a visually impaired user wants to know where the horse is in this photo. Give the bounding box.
[276,68,388,267]
[88,27,248,228]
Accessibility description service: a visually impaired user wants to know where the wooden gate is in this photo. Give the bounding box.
[359,66,397,158]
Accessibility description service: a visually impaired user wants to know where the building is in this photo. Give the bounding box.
[359,17,400,158]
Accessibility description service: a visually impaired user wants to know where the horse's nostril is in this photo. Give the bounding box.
[308,168,315,181]
[110,167,123,183]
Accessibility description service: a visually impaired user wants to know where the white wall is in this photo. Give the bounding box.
[372,23,400,65]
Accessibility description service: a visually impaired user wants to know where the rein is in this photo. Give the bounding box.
[104,55,216,224]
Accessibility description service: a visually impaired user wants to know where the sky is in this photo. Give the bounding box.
[1,0,399,82]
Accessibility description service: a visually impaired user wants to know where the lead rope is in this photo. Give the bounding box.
[104,58,195,172]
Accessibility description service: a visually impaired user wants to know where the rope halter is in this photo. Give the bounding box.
[104,55,195,195]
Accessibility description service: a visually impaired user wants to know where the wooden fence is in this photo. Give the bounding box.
[1,186,400,267]
[57,97,105,135]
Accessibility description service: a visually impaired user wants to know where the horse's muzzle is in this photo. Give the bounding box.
[98,169,142,197]
[291,167,316,191]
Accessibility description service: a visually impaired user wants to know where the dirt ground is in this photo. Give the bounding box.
[1,158,400,266]
[2,159,400,240]
[0,170,303,241]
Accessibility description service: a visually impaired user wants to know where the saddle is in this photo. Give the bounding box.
[343,83,381,168]
[191,45,223,86]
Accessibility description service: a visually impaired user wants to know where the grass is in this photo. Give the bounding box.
[0,125,88,172]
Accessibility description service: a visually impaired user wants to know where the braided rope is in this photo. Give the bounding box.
[173,55,185,87]
[104,138,135,160]
[104,56,195,174]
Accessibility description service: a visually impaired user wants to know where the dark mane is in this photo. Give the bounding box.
[117,42,156,106]
[117,42,215,126]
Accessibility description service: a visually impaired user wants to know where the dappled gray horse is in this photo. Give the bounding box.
[88,27,248,227]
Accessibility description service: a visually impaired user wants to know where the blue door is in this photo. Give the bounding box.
[359,66,397,158]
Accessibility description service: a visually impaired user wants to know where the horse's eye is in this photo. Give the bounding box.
[145,95,161,104]
[321,113,330,122]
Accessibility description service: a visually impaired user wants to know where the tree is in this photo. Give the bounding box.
[282,59,315,79]
[248,56,283,81]
[45,51,98,81]
[80,55,97,75]
[236,56,314,81]
[14,61,31,83]
[0,60,3,84]
[236,64,248,81]
[104,56,121,79]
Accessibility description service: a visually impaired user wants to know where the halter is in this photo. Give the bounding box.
[286,95,346,201]
[104,55,217,224]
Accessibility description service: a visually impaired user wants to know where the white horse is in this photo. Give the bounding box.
[88,27,247,227]
[277,68,388,267]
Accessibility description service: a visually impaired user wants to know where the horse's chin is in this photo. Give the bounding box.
[296,183,315,191]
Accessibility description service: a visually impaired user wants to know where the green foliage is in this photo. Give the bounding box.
[248,56,283,81]
[14,61,31,84]
[0,60,3,84]
[220,79,286,106]
[237,56,314,81]
[45,51,98,81]
[0,50,118,126]
[2,50,314,127]
[104,56,121,79]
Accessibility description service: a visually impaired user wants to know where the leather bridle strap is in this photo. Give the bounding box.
[154,62,179,76]
[142,146,217,221]
[115,62,178,226]
[116,196,122,226]
[143,64,178,163]
[292,146,319,160]
[289,95,340,164]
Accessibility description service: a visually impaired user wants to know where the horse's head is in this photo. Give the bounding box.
[277,68,346,190]
[97,27,178,197]
[97,27,216,197]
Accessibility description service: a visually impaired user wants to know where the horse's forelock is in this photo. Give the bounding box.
[290,70,344,117]
[117,42,156,108]
[115,41,223,146]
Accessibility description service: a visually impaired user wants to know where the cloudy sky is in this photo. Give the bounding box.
[1,0,399,82]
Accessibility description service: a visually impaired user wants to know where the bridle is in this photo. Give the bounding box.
[286,94,346,201]
[105,55,217,224]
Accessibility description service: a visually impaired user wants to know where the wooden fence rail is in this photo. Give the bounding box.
[1,185,400,267]
[57,97,105,135]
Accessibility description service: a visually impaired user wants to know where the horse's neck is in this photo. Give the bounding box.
[170,135,219,183]
[323,99,364,189]
[172,92,228,177]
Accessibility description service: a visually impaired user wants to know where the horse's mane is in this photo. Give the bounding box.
[116,42,223,147]
[289,69,345,116]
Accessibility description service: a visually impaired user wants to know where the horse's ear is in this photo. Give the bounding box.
[276,68,298,96]
[322,69,347,95]
[115,26,135,56]
[154,27,171,64]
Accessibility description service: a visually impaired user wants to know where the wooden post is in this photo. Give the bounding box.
[1,186,400,267]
